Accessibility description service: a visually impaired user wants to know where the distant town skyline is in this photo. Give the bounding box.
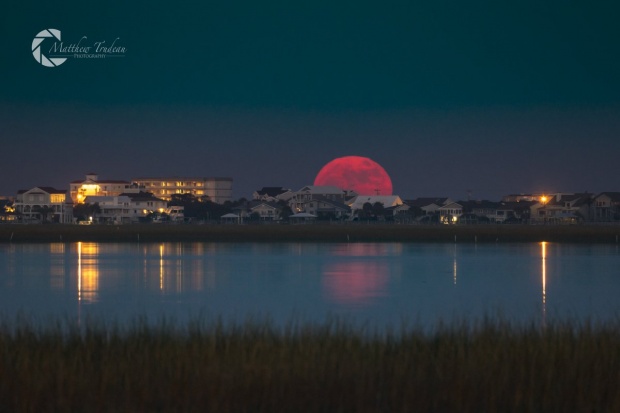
[2,2,619,200]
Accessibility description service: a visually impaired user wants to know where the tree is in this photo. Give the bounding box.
[277,200,293,221]
[169,193,197,206]
[355,202,374,220]
[249,212,260,222]
[33,205,55,223]
[372,202,385,219]
[73,202,101,222]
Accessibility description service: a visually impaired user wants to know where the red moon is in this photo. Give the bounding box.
[314,156,393,195]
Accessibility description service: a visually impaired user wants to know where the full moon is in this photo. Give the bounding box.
[314,156,393,195]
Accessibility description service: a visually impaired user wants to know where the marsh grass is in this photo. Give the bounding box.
[1,316,620,412]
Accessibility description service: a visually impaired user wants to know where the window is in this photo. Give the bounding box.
[51,194,65,203]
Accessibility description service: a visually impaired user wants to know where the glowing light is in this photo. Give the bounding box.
[77,184,100,203]
[314,156,392,195]
[540,195,548,204]
[51,194,65,203]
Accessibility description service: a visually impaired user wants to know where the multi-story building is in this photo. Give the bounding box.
[591,192,620,221]
[289,185,347,212]
[70,173,142,204]
[530,193,593,223]
[15,186,74,223]
[132,177,233,203]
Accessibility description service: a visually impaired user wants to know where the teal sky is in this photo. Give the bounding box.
[1,1,619,199]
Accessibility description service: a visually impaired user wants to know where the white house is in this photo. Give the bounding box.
[438,202,464,224]
[530,193,593,223]
[592,192,620,221]
[85,191,168,224]
[289,186,346,213]
[249,201,280,221]
[404,197,452,216]
[301,197,351,220]
[15,187,73,223]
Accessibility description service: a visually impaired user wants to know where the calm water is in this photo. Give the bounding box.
[0,242,619,328]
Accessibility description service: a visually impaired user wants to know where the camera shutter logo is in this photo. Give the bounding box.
[32,29,67,67]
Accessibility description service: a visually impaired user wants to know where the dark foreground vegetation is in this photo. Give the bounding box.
[1,223,620,243]
[1,317,620,412]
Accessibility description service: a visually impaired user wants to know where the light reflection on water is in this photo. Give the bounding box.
[0,241,619,328]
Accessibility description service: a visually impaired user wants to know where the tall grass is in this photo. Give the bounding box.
[1,316,619,412]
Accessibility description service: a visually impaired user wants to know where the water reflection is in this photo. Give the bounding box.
[159,244,164,291]
[49,243,65,290]
[453,245,457,285]
[322,244,394,307]
[541,242,547,323]
[3,241,620,329]
[77,242,99,303]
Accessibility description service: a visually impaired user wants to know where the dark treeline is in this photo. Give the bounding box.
[1,223,620,244]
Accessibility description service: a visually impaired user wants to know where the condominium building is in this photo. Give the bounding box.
[132,177,233,203]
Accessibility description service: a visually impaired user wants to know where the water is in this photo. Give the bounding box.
[0,241,619,328]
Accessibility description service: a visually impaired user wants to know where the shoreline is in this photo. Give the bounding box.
[1,223,620,243]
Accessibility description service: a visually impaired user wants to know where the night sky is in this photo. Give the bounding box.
[2,1,619,200]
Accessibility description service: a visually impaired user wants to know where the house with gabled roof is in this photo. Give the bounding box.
[289,185,346,213]
[404,197,452,216]
[249,201,280,221]
[496,201,536,223]
[530,193,593,223]
[438,202,464,224]
[592,192,620,221]
[15,186,73,223]
[460,200,501,222]
[84,191,168,223]
[301,196,351,220]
